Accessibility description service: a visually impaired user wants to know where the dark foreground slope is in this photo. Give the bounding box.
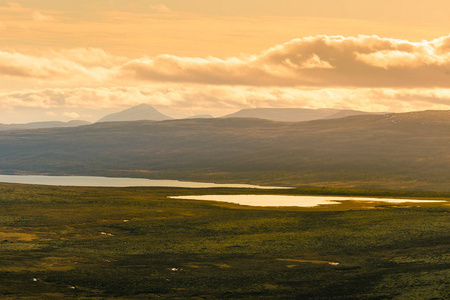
[0,110,449,190]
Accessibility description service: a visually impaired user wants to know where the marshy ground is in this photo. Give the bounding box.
[0,184,449,299]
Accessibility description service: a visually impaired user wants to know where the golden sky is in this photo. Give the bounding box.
[1,0,450,122]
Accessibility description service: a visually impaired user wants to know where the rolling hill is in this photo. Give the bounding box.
[0,110,448,191]
[221,108,378,122]
[184,114,214,119]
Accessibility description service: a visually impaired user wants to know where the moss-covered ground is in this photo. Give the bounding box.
[0,183,449,299]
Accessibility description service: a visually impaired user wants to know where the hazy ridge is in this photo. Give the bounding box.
[0,120,91,131]
[0,110,448,191]
[222,107,379,122]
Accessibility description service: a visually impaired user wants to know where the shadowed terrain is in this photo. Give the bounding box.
[0,110,448,191]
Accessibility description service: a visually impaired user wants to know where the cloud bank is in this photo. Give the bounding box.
[1,86,450,118]
[1,35,450,88]
[1,35,449,122]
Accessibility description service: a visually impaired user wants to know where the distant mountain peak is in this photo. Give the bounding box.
[127,103,154,111]
[97,104,172,123]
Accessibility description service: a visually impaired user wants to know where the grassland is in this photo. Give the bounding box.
[0,183,449,299]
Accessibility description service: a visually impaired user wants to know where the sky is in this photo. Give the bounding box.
[1,0,450,123]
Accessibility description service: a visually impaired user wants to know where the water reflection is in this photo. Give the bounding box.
[169,195,446,207]
[0,174,286,189]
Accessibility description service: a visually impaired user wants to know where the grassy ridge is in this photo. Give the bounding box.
[0,183,449,299]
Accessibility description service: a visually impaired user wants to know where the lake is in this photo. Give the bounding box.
[0,174,287,189]
[2,175,446,207]
[168,195,447,207]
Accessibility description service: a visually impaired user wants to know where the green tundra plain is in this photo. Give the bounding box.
[1,183,449,299]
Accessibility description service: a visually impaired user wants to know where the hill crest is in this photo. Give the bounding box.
[222,108,380,122]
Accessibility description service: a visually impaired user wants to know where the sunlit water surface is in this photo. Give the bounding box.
[0,174,287,189]
[168,195,447,207]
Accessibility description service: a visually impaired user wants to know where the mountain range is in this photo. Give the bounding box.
[0,110,448,191]
[0,105,385,130]
[97,104,382,123]
[0,120,91,131]
[99,104,380,123]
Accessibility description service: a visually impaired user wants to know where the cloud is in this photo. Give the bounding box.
[6,1,21,7]
[148,4,172,14]
[0,87,162,110]
[1,35,450,89]
[1,86,449,117]
[0,48,122,84]
[122,35,450,88]
[32,10,54,21]
[63,112,81,119]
